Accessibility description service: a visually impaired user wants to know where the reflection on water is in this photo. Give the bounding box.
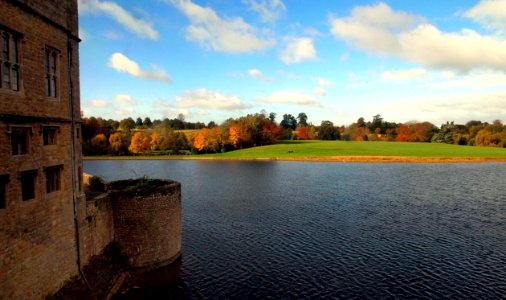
[85,160,506,299]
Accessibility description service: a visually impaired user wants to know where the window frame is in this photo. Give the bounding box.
[21,169,37,201]
[0,27,21,92]
[10,126,31,156]
[42,126,59,146]
[44,46,60,98]
[44,165,62,194]
[0,174,9,209]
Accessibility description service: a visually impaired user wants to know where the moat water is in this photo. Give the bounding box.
[84,160,506,299]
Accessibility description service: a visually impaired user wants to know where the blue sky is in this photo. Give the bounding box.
[78,0,506,126]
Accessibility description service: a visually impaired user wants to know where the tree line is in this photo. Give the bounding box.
[81,113,506,155]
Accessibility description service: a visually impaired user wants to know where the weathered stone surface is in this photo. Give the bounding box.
[111,180,182,269]
[0,1,82,298]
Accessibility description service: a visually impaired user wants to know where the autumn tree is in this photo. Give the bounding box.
[395,122,437,142]
[109,132,129,155]
[150,130,166,151]
[474,120,506,147]
[193,128,221,153]
[90,133,108,155]
[129,131,151,154]
[261,121,283,144]
[296,126,315,140]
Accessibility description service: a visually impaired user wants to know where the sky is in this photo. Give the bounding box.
[78,0,506,126]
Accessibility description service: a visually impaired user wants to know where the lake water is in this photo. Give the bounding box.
[84,160,506,299]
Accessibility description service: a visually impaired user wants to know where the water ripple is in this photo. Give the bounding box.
[85,161,506,300]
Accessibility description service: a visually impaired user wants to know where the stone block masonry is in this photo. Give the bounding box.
[110,179,182,269]
[0,0,82,298]
[1,1,181,298]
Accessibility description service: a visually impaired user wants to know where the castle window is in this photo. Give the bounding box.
[11,126,30,155]
[21,169,37,201]
[0,174,9,209]
[0,29,20,91]
[42,126,58,145]
[45,165,62,193]
[44,46,59,98]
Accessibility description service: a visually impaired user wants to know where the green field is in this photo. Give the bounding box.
[201,140,506,160]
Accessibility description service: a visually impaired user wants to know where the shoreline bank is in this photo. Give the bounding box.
[83,155,506,163]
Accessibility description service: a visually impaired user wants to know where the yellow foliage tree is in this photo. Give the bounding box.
[109,132,128,154]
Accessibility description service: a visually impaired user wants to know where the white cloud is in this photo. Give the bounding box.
[376,92,506,124]
[90,99,110,107]
[176,88,247,110]
[104,30,123,40]
[314,77,335,87]
[83,94,138,118]
[78,0,159,40]
[423,71,506,89]
[464,0,506,32]
[255,90,322,107]
[114,94,136,117]
[381,68,429,82]
[108,52,171,82]
[248,68,274,81]
[170,0,275,53]
[114,107,135,117]
[279,37,317,64]
[115,94,136,105]
[243,0,286,22]
[439,71,456,80]
[313,87,326,96]
[330,2,506,72]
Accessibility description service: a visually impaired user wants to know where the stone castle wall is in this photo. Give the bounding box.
[78,193,115,266]
[110,180,182,269]
[0,1,181,298]
[0,0,81,299]
[77,178,182,271]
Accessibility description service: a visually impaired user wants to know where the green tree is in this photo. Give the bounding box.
[135,117,143,127]
[318,120,340,140]
[143,117,153,128]
[269,112,276,123]
[281,114,297,130]
[297,112,308,127]
[119,117,135,133]
[431,122,457,144]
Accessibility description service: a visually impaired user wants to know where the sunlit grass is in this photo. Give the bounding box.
[202,140,506,159]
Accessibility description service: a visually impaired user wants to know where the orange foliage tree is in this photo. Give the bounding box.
[193,128,221,153]
[228,126,240,148]
[296,126,316,140]
[129,131,151,154]
[395,122,436,142]
[150,130,166,151]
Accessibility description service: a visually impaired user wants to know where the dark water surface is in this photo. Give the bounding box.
[84,160,506,299]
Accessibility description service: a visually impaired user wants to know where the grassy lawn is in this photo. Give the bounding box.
[201,140,506,159]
